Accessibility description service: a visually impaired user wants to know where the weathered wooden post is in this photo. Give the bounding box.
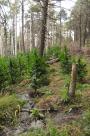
[69,64,77,97]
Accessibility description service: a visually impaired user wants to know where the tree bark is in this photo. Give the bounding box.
[13,16,15,55]
[21,0,25,52]
[31,12,35,49]
[39,0,49,56]
[14,13,17,55]
[69,64,77,98]
[59,0,62,46]
[3,19,8,56]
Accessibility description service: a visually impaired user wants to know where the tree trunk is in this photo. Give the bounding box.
[79,6,82,48]
[21,0,25,52]
[31,12,35,49]
[59,0,62,46]
[14,13,17,55]
[13,17,15,55]
[39,0,49,56]
[83,0,88,47]
[29,12,32,51]
[4,20,8,56]
[69,64,77,97]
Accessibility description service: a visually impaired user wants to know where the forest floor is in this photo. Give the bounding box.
[0,57,90,136]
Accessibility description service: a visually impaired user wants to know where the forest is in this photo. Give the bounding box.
[0,0,90,136]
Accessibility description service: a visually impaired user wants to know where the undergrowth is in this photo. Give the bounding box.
[0,95,25,126]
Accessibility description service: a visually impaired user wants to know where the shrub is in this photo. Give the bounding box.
[26,50,37,75]
[59,46,72,74]
[29,50,49,93]
[46,45,61,58]
[9,57,21,84]
[0,57,10,93]
[59,47,87,81]
[17,53,28,79]
[0,50,50,93]
[61,88,69,103]
[0,95,25,126]
[77,58,87,82]
[82,110,90,136]
[30,108,44,121]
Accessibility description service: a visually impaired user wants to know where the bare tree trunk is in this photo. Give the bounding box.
[83,0,88,47]
[29,12,32,51]
[31,12,35,49]
[0,29,4,56]
[4,19,8,56]
[14,13,17,55]
[21,0,25,52]
[9,29,12,55]
[39,0,49,56]
[69,64,77,98]
[19,16,21,53]
[79,2,82,48]
[13,17,15,55]
[59,0,62,46]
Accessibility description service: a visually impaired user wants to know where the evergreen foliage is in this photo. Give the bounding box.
[59,47,87,81]
[9,57,21,84]
[61,88,69,103]
[0,50,49,93]
[29,50,49,92]
[0,58,10,93]
[0,47,87,94]
[17,53,28,79]
[59,46,72,74]
[77,58,87,82]
[47,45,61,58]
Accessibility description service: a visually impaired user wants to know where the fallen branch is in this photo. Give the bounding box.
[21,108,58,113]
[46,58,59,64]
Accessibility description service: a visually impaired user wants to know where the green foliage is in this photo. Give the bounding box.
[76,83,90,92]
[30,108,44,120]
[20,122,70,136]
[44,89,53,96]
[29,50,49,92]
[59,48,87,81]
[77,58,87,82]
[59,128,69,136]
[21,129,45,136]
[22,128,68,136]
[17,53,28,79]
[59,46,72,74]
[0,95,25,126]
[9,57,21,84]
[26,50,38,75]
[48,127,61,136]
[0,57,10,93]
[0,50,49,93]
[47,45,61,58]
[20,119,82,136]
[30,108,40,118]
[81,110,90,136]
[61,88,69,103]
